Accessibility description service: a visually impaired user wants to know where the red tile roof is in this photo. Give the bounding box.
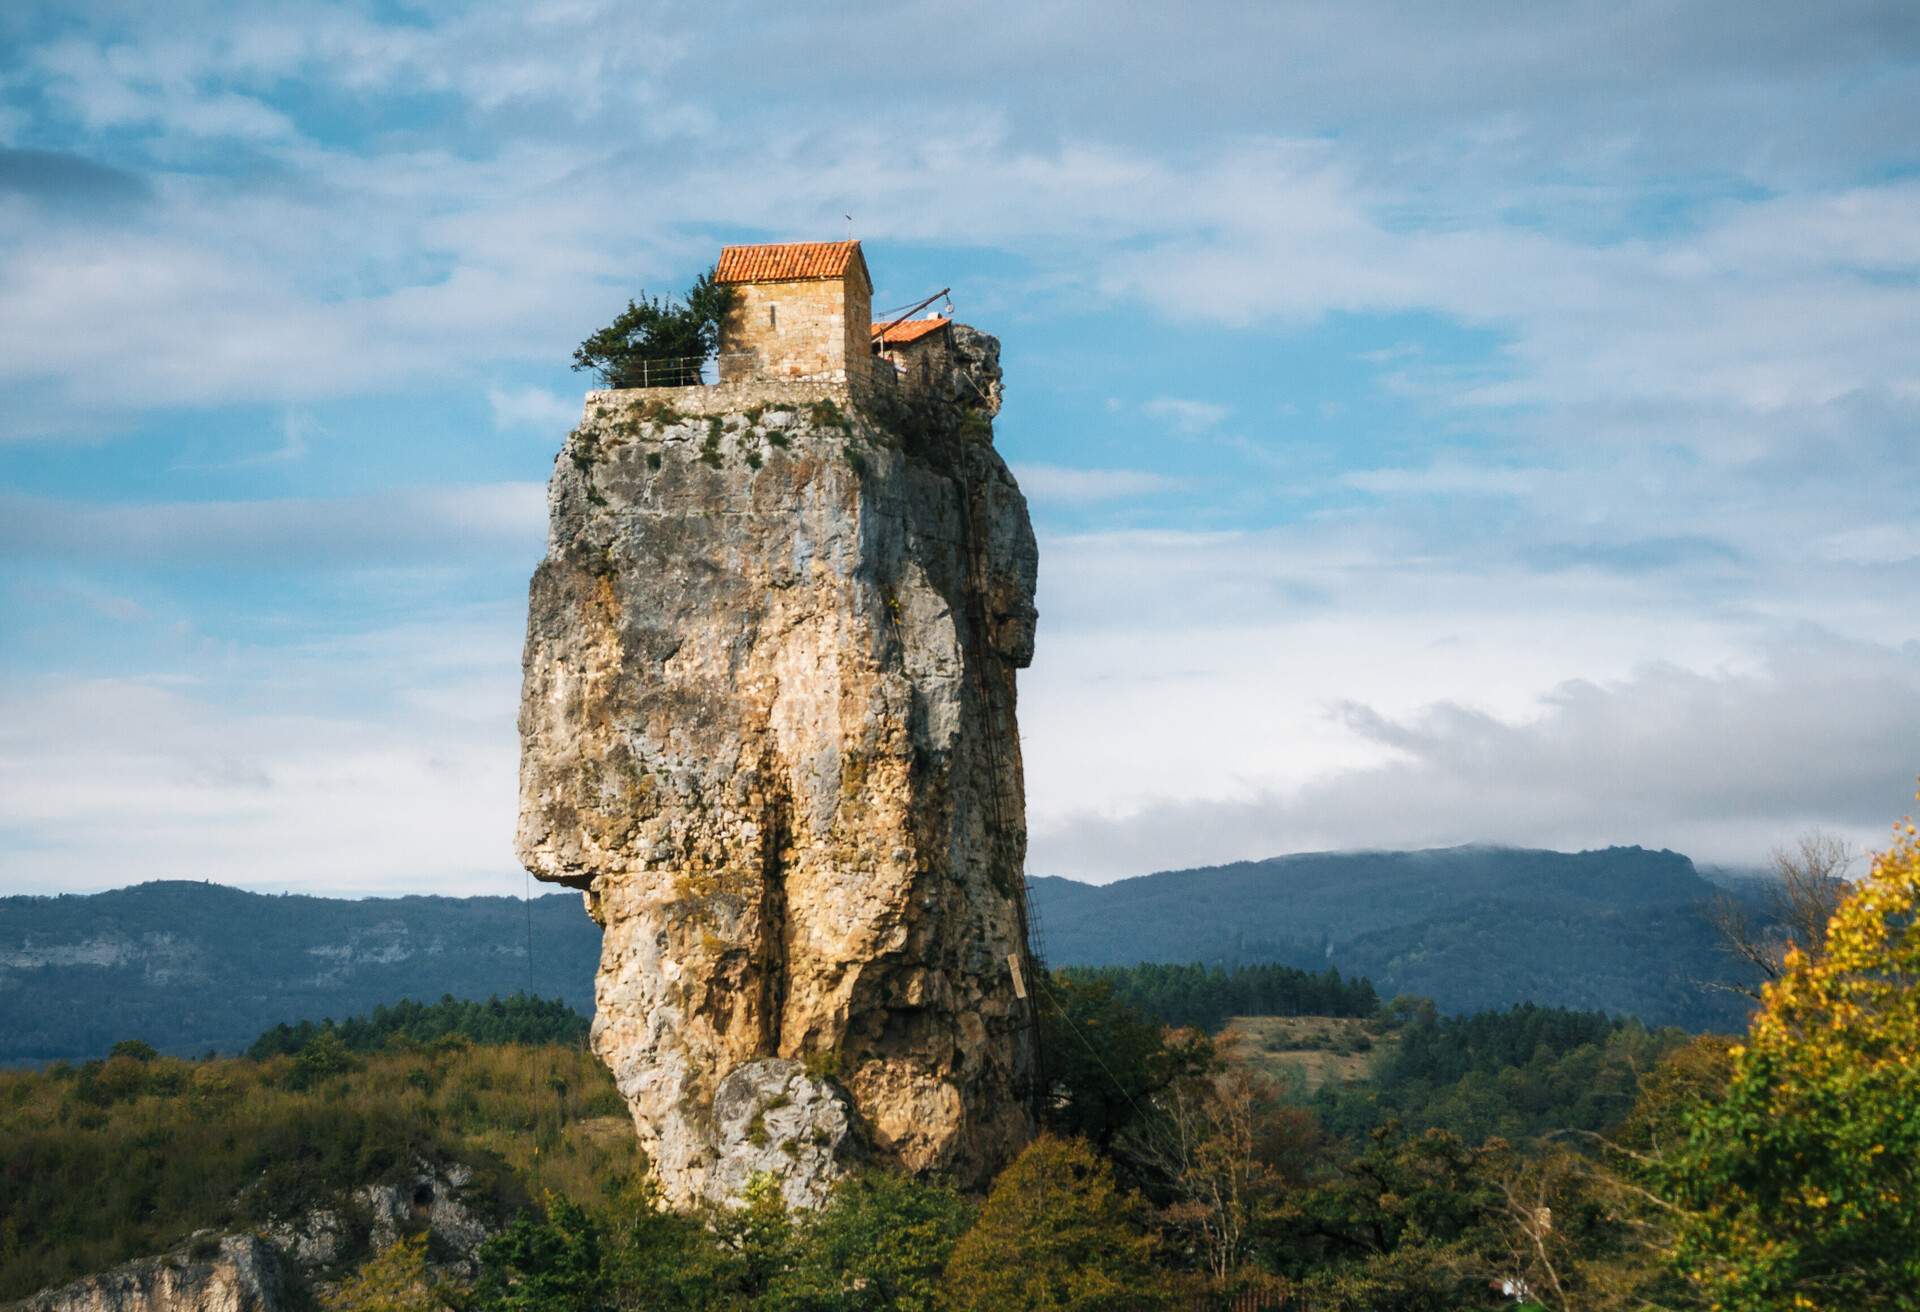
[871,316,951,345]
[716,241,865,284]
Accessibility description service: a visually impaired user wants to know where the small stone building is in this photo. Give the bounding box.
[716,240,874,384]
[873,315,953,395]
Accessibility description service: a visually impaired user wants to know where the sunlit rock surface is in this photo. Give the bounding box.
[516,326,1039,1208]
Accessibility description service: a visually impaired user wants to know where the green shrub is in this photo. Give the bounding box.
[774,1171,973,1311]
[570,270,736,390]
[943,1136,1170,1311]
[289,1030,358,1089]
[248,995,587,1060]
[807,399,851,432]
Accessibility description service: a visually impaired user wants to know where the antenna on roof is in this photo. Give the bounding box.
[845,213,854,240]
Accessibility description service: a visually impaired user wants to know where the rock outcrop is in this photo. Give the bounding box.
[257,1159,492,1281]
[10,1237,290,1312]
[516,325,1039,1208]
[10,1159,492,1312]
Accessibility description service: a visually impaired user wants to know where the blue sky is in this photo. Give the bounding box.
[4,1,1920,894]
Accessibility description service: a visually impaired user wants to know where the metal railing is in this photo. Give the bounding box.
[590,351,917,399]
[591,352,760,389]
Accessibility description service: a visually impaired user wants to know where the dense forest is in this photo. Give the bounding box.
[1310,1002,1694,1144]
[1030,845,1762,1030]
[1055,961,1379,1031]
[246,993,589,1058]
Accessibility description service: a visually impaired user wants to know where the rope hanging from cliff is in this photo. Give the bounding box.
[1032,972,1151,1127]
[523,868,535,998]
[957,368,993,406]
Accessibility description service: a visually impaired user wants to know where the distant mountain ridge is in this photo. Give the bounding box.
[1028,844,1753,1031]
[0,881,600,1063]
[1,844,1756,1062]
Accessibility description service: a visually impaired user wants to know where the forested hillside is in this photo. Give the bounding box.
[0,1022,634,1301]
[1309,1002,1693,1144]
[9,822,1913,1312]
[0,978,1738,1308]
[246,993,589,1059]
[1030,845,1757,1030]
[0,882,599,1062]
[1056,961,1380,1031]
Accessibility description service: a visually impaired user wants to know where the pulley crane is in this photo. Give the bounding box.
[870,287,953,347]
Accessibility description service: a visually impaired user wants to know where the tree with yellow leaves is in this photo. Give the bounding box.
[1664,804,1920,1309]
[323,1234,456,1312]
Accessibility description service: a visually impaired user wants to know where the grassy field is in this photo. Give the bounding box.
[1216,1014,1393,1094]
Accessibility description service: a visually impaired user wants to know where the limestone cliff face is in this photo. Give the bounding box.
[515,326,1039,1208]
[9,1237,289,1312]
[9,1160,492,1312]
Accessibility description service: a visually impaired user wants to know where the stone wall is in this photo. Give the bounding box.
[878,326,954,398]
[586,378,857,419]
[587,373,903,423]
[719,272,873,385]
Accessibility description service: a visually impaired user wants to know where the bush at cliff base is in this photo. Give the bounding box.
[773,1170,972,1312]
[1664,803,1920,1310]
[941,1134,1171,1312]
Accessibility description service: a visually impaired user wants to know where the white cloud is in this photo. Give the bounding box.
[28,4,689,138]
[0,484,545,566]
[1014,506,1920,880]
[1340,457,1543,499]
[0,646,525,896]
[5,8,1916,448]
[5,0,1918,898]
[264,412,315,462]
[1026,630,1920,881]
[1813,524,1920,567]
[8,112,1910,458]
[1140,397,1229,434]
[37,38,298,141]
[488,384,578,432]
[1095,161,1920,430]
[184,411,317,469]
[1012,464,1187,504]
